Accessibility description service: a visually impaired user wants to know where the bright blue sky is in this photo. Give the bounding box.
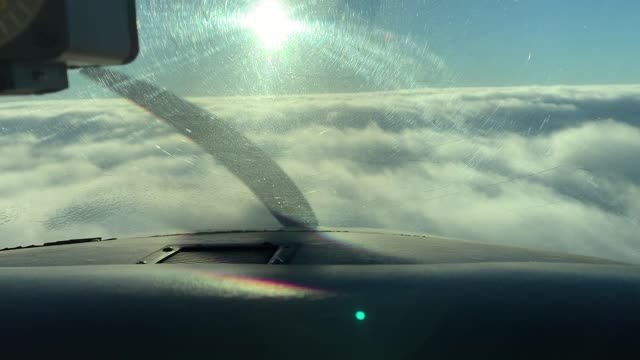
[57,0,640,98]
[389,0,640,85]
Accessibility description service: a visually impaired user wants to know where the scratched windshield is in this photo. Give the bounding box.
[1,0,639,263]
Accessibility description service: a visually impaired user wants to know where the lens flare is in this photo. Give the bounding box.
[191,270,330,299]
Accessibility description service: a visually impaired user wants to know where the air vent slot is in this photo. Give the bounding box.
[137,243,296,265]
[159,245,278,264]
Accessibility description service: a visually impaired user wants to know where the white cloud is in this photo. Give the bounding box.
[1,84,640,263]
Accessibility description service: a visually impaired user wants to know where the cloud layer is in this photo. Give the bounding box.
[1,84,639,262]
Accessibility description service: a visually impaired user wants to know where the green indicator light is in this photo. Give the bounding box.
[355,311,366,321]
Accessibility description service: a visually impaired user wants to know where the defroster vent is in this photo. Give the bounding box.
[137,243,296,265]
[161,245,278,264]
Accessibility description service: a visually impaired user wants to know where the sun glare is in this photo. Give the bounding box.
[239,0,304,50]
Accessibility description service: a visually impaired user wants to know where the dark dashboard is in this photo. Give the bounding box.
[1,230,638,359]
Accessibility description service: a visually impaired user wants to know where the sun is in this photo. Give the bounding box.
[239,0,304,50]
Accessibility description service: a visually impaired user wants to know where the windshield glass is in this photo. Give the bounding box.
[1,0,639,262]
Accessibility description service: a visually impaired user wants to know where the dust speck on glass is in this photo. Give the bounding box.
[1,0,639,263]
